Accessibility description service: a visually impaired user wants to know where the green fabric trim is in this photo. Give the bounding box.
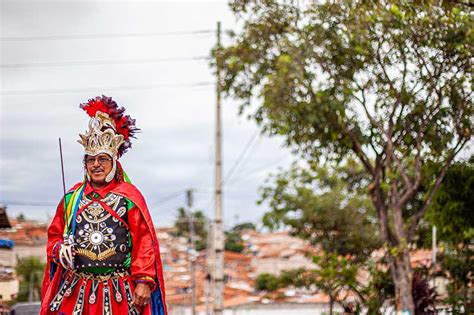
[82,267,116,274]
[125,198,134,209]
[64,192,73,209]
[123,170,132,184]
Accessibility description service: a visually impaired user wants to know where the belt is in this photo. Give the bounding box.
[74,268,130,280]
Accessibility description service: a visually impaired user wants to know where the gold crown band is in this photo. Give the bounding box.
[78,111,125,159]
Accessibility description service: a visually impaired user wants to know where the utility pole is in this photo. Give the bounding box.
[28,271,34,302]
[212,20,225,315]
[206,214,214,314]
[432,225,437,289]
[186,189,196,315]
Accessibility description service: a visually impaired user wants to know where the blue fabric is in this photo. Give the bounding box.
[150,287,165,315]
[49,262,57,281]
[0,239,14,249]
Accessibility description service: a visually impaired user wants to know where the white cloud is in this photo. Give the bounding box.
[0,1,294,226]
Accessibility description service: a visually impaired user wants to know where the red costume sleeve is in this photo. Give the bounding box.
[41,198,65,300]
[129,205,157,283]
[46,199,65,264]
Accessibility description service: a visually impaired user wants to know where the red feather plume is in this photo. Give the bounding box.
[80,95,139,157]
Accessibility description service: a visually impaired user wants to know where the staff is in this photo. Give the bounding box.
[58,138,74,270]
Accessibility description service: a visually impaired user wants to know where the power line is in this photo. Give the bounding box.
[148,190,186,207]
[222,130,260,185]
[227,155,291,186]
[0,30,215,42]
[194,190,257,198]
[0,56,211,69]
[1,189,185,208]
[0,200,57,207]
[0,81,214,96]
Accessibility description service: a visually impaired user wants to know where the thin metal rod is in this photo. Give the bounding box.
[59,138,67,206]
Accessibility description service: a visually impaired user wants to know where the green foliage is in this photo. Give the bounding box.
[16,213,26,222]
[426,158,474,245]
[231,222,256,232]
[174,209,255,253]
[218,0,472,307]
[254,253,359,311]
[218,1,472,163]
[421,158,474,312]
[15,256,45,302]
[225,221,255,253]
[224,230,245,253]
[310,253,359,299]
[260,160,381,261]
[174,207,208,251]
[255,272,282,292]
[360,264,395,314]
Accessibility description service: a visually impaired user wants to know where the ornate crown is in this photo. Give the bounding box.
[78,111,125,158]
[78,96,139,159]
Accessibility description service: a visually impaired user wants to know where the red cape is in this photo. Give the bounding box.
[40,181,167,315]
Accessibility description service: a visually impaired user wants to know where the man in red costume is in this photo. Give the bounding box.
[41,96,167,315]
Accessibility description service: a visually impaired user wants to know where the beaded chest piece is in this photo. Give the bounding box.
[74,193,130,269]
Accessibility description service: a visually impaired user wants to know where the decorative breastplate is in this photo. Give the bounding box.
[74,193,130,269]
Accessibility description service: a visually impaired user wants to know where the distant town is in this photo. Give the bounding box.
[0,206,442,314]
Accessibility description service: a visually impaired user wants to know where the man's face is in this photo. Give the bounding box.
[85,153,113,185]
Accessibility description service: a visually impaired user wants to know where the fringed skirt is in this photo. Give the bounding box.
[48,269,151,315]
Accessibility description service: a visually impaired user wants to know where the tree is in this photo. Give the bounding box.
[16,213,25,222]
[424,157,474,312]
[260,160,382,262]
[15,256,45,302]
[224,230,245,253]
[225,221,256,253]
[255,253,359,315]
[257,161,391,312]
[231,222,256,232]
[216,1,472,310]
[174,207,208,251]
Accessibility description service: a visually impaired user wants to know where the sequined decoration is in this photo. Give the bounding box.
[49,273,74,311]
[103,280,112,315]
[64,275,81,297]
[111,277,123,303]
[72,280,86,315]
[74,193,130,269]
[88,279,99,304]
[123,279,139,315]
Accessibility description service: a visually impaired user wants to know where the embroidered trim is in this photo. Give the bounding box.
[111,277,123,303]
[49,273,74,311]
[88,279,99,304]
[52,241,62,265]
[102,280,112,315]
[72,280,86,315]
[76,247,117,261]
[123,279,139,315]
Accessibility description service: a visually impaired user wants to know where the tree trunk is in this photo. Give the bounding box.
[390,250,415,313]
[329,295,334,315]
[370,182,416,314]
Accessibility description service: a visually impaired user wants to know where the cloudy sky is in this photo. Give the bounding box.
[0,0,295,227]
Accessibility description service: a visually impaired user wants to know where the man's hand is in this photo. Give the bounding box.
[133,283,151,307]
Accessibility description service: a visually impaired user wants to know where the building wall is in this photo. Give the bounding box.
[0,245,46,267]
[252,254,314,275]
[169,304,343,315]
[0,279,19,301]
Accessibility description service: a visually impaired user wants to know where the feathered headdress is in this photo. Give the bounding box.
[78,95,139,159]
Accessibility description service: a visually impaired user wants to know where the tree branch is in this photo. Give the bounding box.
[406,138,469,241]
